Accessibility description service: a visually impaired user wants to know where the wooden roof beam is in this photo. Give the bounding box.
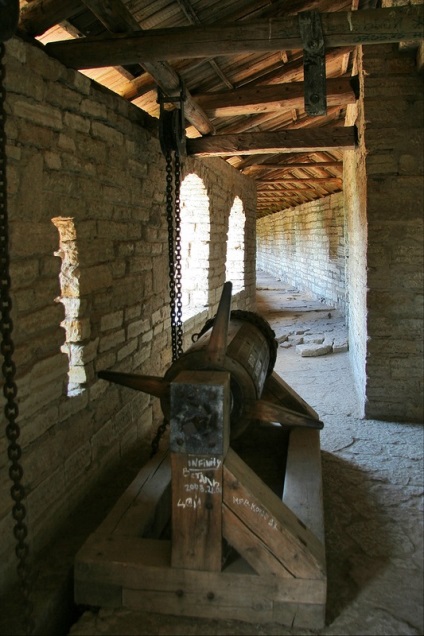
[195,77,357,117]
[45,6,424,68]
[257,178,342,185]
[79,0,214,136]
[18,0,81,36]
[242,161,343,174]
[186,127,356,157]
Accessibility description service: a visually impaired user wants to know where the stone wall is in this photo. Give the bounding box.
[343,51,369,415]
[0,36,256,592]
[256,193,347,311]
[361,43,423,421]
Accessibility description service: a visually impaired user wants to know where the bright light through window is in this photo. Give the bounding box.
[226,197,246,293]
[180,173,211,321]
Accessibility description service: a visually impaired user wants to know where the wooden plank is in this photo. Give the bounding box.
[170,371,230,571]
[45,6,424,68]
[171,453,223,571]
[298,10,327,116]
[222,505,293,578]
[223,448,325,579]
[94,449,171,538]
[257,177,342,184]
[262,371,320,421]
[273,601,326,628]
[195,78,356,117]
[123,587,274,622]
[74,535,327,605]
[283,429,325,544]
[186,127,356,157]
[242,161,343,174]
[18,0,81,36]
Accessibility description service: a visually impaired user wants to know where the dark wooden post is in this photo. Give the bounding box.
[169,370,230,571]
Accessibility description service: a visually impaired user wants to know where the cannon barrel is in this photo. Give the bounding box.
[98,282,323,437]
[163,299,277,439]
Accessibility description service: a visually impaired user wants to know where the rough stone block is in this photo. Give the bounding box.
[296,342,332,357]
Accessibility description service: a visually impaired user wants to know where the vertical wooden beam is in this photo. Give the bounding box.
[170,371,230,571]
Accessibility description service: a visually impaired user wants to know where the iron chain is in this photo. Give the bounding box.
[0,43,33,633]
[152,148,184,457]
[165,149,183,362]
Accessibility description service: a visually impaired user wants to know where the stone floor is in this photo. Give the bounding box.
[67,271,424,636]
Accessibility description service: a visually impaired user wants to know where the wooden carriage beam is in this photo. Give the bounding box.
[45,6,423,69]
[195,77,357,117]
[187,126,356,157]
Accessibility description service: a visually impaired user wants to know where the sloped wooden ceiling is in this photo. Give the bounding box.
[18,0,423,217]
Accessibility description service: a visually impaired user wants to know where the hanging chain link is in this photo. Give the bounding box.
[173,151,183,359]
[0,42,34,634]
[151,121,184,456]
[165,149,183,363]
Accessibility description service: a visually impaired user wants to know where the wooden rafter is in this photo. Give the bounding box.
[187,127,356,157]
[242,161,343,174]
[79,0,214,136]
[195,77,357,117]
[45,6,424,68]
[257,177,342,185]
[18,0,81,36]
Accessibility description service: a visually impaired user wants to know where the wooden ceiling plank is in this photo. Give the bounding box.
[195,77,356,117]
[45,6,424,68]
[175,0,235,90]
[257,177,342,184]
[242,161,342,174]
[18,0,82,36]
[80,0,214,135]
[187,127,356,157]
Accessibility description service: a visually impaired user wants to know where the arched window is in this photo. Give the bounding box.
[180,173,211,321]
[226,197,246,293]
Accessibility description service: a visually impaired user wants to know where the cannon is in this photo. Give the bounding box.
[98,281,323,442]
[76,282,326,628]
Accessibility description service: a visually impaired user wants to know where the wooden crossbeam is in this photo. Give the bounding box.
[195,77,356,117]
[223,449,325,579]
[242,161,343,173]
[45,6,424,68]
[257,177,342,185]
[18,0,81,36]
[187,127,356,157]
[80,0,214,135]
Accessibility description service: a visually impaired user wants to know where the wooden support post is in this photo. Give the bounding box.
[169,370,230,571]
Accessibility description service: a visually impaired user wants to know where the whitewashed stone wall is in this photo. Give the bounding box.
[0,36,256,592]
[256,193,347,311]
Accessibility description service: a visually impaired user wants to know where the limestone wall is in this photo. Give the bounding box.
[256,193,347,311]
[361,44,423,421]
[0,36,256,592]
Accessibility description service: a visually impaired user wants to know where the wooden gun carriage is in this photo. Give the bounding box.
[75,283,326,628]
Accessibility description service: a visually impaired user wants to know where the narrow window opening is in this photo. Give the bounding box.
[180,173,211,321]
[226,197,246,293]
[52,217,87,397]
